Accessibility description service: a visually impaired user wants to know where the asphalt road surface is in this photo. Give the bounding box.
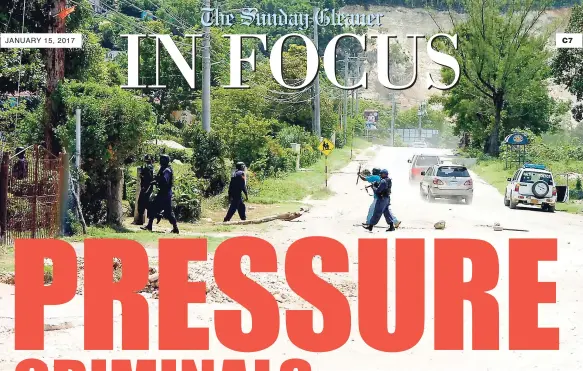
[1,145,582,371]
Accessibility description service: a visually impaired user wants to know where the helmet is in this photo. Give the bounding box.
[380,169,388,176]
[144,154,152,162]
[159,154,170,167]
[236,162,246,171]
[371,168,381,175]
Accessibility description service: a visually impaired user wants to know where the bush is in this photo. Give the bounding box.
[250,138,297,178]
[569,189,583,200]
[335,130,346,148]
[276,125,320,168]
[172,168,203,222]
[142,143,192,164]
[184,124,230,196]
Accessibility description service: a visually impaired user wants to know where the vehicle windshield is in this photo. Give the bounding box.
[520,171,553,185]
[414,156,439,167]
[437,166,470,177]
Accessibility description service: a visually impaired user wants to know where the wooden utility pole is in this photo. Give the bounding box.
[44,0,67,154]
[202,0,211,132]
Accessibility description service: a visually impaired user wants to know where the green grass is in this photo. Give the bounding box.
[0,246,14,274]
[249,137,371,204]
[0,229,227,274]
[63,225,226,249]
[472,159,583,214]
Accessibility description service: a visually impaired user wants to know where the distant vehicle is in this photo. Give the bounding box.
[411,140,428,148]
[419,164,474,204]
[504,164,556,212]
[408,154,441,183]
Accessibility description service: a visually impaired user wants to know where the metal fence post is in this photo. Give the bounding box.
[0,152,9,240]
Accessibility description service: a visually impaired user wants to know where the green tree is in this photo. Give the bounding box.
[552,4,583,123]
[437,0,557,156]
[54,82,155,226]
[396,106,446,131]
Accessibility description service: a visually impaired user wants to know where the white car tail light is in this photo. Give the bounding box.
[433,178,444,185]
[464,179,473,186]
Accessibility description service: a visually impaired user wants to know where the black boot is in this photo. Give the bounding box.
[140,220,154,231]
[362,224,373,231]
[156,214,162,224]
[171,225,179,234]
[387,223,395,232]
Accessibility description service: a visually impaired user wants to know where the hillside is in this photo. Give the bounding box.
[342,5,574,112]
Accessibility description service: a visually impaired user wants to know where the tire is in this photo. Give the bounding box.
[509,192,518,209]
[504,192,510,207]
[532,180,549,199]
[427,189,435,203]
[465,195,473,205]
[547,205,555,213]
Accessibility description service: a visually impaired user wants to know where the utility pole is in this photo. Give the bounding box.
[312,6,321,137]
[44,0,67,153]
[75,108,81,197]
[391,94,396,147]
[201,0,211,132]
[418,101,425,140]
[343,57,349,139]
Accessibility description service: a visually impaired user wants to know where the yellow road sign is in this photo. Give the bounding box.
[318,138,335,156]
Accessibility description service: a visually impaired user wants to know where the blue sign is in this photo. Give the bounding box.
[504,132,529,145]
[523,163,546,170]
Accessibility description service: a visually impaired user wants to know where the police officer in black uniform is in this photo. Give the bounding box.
[141,154,179,234]
[224,162,248,222]
[133,155,155,225]
[12,146,28,180]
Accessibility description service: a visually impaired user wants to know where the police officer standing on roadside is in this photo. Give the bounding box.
[141,154,179,234]
[134,155,154,225]
[224,162,248,222]
[12,146,28,180]
[364,169,395,232]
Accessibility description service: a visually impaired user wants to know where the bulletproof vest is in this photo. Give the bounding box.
[228,171,245,197]
[156,167,173,194]
[378,178,390,198]
[141,164,154,188]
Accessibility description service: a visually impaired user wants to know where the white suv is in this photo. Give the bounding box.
[504,164,557,212]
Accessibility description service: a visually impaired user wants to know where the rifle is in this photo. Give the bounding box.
[356,163,362,185]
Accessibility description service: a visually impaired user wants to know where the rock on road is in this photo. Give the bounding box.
[1,146,583,371]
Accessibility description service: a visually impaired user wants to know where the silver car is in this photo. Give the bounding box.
[419,164,474,204]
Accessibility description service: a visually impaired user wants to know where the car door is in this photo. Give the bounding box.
[422,166,433,192]
[507,170,519,196]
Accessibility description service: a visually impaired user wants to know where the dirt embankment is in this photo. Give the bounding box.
[342,5,573,111]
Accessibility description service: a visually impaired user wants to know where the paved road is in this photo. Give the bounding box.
[1,145,582,370]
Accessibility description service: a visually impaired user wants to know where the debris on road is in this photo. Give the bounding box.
[218,208,309,225]
[476,223,530,232]
[434,221,446,230]
[492,222,529,232]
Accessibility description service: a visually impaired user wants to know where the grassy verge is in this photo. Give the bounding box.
[0,246,14,274]
[0,230,226,274]
[472,159,583,214]
[248,137,372,204]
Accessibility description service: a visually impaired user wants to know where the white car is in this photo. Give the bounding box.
[419,164,474,204]
[504,164,556,212]
[411,140,428,148]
